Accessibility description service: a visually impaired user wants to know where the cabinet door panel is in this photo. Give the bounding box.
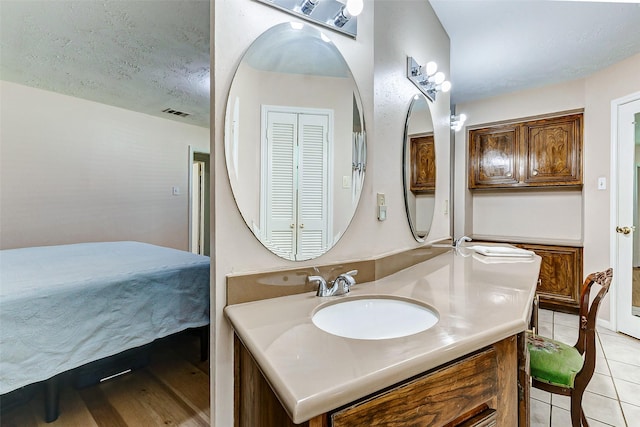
[469,126,520,188]
[410,135,436,193]
[515,244,583,313]
[331,348,498,427]
[523,115,582,185]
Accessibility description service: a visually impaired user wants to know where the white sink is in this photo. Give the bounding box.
[312,297,439,340]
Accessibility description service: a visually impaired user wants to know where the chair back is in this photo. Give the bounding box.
[573,268,613,389]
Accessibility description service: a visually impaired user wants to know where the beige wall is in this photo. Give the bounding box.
[212,1,450,425]
[0,81,209,250]
[453,52,640,324]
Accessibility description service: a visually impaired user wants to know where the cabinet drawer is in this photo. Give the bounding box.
[330,348,498,427]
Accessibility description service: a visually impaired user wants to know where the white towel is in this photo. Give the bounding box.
[470,245,535,258]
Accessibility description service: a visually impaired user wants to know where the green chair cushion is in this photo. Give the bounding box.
[527,332,584,388]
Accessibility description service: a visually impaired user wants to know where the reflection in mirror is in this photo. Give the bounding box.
[403,94,436,242]
[225,22,366,261]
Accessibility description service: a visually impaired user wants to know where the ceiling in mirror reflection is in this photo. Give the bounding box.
[225,23,366,261]
[244,25,350,77]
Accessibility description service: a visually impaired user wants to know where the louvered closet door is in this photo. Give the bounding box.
[265,111,297,258]
[297,113,329,260]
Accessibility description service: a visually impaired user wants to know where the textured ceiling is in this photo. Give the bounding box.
[2,1,639,128]
[0,0,210,128]
[430,0,640,105]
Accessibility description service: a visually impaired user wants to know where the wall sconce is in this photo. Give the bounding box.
[254,0,363,38]
[407,56,451,102]
[450,114,467,131]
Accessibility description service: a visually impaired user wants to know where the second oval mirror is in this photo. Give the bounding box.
[403,94,436,242]
[225,23,366,261]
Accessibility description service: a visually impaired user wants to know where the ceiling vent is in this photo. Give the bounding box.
[162,108,190,118]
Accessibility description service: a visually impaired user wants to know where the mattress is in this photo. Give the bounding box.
[0,241,210,395]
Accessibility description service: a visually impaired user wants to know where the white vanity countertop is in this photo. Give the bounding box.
[224,247,541,424]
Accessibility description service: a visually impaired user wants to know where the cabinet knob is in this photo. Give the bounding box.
[532,170,539,176]
[290,223,295,229]
[299,224,305,229]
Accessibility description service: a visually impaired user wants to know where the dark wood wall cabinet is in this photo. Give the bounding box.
[513,243,583,314]
[410,135,436,193]
[468,113,583,190]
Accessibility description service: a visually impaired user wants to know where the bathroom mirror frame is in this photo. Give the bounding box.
[403,94,437,243]
[224,22,367,261]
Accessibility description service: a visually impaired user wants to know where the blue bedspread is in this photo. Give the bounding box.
[0,241,210,394]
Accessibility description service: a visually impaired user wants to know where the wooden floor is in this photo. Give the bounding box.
[0,331,210,427]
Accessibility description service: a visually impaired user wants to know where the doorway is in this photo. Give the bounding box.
[190,150,210,256]
[614,94,640,339]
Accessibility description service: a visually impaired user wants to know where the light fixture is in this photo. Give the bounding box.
[299,0,319,15]
[451,113,467,131]
[333,0,363,28]
[254,0,362,38]
[406,56,451,102]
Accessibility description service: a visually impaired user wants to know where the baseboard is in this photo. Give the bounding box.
[597,318,615,333]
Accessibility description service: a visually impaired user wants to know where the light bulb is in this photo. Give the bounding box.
[346,0,364,16]
[441,80,451,92]
[300,0,319,15]
[434,72,445,85]
[425,61,438,76]
[459,113,467,122]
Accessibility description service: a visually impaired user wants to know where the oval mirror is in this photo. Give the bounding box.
[403,94,436,242]
[225,23,366,261]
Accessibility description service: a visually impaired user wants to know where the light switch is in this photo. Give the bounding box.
[172,186,180,195]
[377,193,386,221]
[342,176,351,189]
[597,177,606,190]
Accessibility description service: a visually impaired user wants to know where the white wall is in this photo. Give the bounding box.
[453,52,640,324]
[0,81,209,250]
[212,1,450,425]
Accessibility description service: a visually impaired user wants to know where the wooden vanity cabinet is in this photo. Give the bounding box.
[235,335,525,427]
[513,243,583,314]
[469,113,583,190]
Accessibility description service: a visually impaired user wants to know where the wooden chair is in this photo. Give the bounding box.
[526,268,613,427]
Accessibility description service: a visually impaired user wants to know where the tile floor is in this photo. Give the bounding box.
[530,309,640,427]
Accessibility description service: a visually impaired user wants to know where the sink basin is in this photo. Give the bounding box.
[312,297,439,340]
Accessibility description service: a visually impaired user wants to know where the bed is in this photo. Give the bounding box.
[0,241,210,421]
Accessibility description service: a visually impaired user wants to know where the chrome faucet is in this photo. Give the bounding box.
[309,270,358,297]
[453,235,472,248]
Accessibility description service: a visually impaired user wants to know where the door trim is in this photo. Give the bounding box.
[610,90,640,334]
